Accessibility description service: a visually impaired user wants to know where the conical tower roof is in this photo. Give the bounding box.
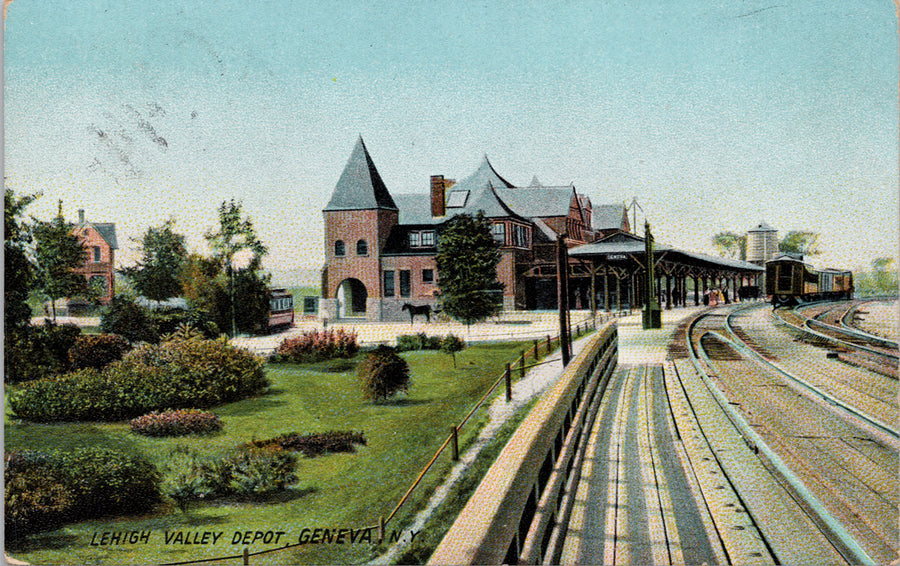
[324,137,397,211]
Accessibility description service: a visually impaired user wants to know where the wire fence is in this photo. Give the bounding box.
[160,320,601,566]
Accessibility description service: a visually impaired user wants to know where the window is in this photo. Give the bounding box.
[446,190,470,208]
[93,246,102,263]
[399,270,411,298]
[356,239,368,256]
[492,223,506,245]
[421,231,435,246]
[408,232,420,247]
[511,225,530,248]
[422,269,434,283]
[334,240,345,257]
[384,270,395,297]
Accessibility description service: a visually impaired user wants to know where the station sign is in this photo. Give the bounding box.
[607,254,628,261]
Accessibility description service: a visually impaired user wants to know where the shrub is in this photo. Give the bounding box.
[227,447,298,496]
[130,409,222,437]
[441,334,466,368]
[395,333,443,352]
[358,345,410,402]
[246,431,367,457]
[4,322,81,383]
[5,448,160,540]
[160,446,297,510]
[160,447,230,512]
[100,295,158,343]
[8,338,267,422]
[271,329,358,363]
[68,333,132,370]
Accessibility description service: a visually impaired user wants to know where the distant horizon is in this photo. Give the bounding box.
[5,1,897,277]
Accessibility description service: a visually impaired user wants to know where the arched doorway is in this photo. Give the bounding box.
[336,278,367,318]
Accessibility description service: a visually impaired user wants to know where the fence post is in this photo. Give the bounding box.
[379,515,385,543]
[451,426,459,461]
[533,338,539,360]
[546,334,552,353]
[505,363,512,402]
[243,547,249,566]
[520,351,526,379]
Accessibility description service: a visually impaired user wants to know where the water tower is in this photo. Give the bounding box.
[746,221,778,265]
[747,221,777,291]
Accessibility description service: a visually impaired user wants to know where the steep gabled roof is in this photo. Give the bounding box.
[92,223,118,249]
[464,183,523,219]
[448,155,514,202]
[324,137,397,212]
[593,204,628,231]
[394,194,440,225]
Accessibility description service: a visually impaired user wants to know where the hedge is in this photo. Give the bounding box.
[8,337,267,422]
[270,329,358,363]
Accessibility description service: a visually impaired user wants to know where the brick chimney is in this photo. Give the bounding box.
[431,175,446,217]
[78,209,85,224]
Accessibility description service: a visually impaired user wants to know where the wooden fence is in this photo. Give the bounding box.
[160,321,602,566]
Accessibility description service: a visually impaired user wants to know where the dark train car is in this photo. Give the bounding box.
[766,256,853,307]
[266,288,295,332]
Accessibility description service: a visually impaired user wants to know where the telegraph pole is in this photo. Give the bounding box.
[642,221,662,329]
[556,235,571,365]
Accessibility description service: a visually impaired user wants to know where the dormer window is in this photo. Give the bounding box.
[408,232,420,247]
[356,239,368,256]
[421,231,435,246]
[334,240,346,257]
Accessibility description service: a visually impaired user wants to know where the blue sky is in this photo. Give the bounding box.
[4,1,897,282]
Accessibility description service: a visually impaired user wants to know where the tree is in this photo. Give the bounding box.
[121,219,187,303]
[856,257,898,297]
[32,201,89,321]
[435,212,504,326]
[205,200,268,336]
[358,345,411,402]
[779,230,820,257]
[711,231,747,260]
[440,334,465,368]
[5,188,39,331]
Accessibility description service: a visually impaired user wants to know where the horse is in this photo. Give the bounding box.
[401,303,432,324]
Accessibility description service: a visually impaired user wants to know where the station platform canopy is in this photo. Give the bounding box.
[568,231,763,277]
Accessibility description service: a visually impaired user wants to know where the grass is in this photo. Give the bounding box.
[4,341,529,565]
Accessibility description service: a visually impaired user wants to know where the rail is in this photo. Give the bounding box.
[428,321,618,565]
[687,305,876,566]
[160,320,600,566]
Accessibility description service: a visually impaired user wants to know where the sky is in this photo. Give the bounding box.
[3,1,898,285]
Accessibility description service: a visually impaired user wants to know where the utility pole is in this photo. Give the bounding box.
[642,221,662,330]
[556,235,571,365]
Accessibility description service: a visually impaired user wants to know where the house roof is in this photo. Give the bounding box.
[495,186,575,219]
[593,204,627,231]
[93,223,118,249]
[394,194,441,225]
[324,137,398,212]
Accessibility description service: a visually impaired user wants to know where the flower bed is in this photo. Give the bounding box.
[270,329,358,363]
[130,409,222,437]
[246,431,367,457]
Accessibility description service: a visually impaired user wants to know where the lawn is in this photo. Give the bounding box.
[4,341,529,565]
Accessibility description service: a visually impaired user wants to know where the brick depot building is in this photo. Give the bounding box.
[320,138,628,322]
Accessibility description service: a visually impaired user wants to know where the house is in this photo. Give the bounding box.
[73,209,117,305]
[320,138,629,321]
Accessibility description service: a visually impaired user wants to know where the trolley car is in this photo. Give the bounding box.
[266,288,295,332]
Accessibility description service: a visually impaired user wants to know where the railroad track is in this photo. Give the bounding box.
[681,304,899,565]
[773,302,898,380]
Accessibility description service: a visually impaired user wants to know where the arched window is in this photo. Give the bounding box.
[334,240,346,257]
[356,239,368,256]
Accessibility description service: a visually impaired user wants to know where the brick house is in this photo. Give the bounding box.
[320,138,628,321]
[73,208,117,305]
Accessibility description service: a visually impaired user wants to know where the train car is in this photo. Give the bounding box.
[766,256,853,307]
[266,288,295,332]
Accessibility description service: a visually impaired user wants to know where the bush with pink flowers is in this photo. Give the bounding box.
[130,409,222,437]
[271,329,359,363]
